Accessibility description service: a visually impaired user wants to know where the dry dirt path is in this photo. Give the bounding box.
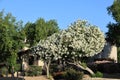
[0,76,120,80]
[24,76,50,80]
[83,78,120,80]
[24,76,120,80]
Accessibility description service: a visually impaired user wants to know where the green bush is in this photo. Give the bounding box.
[14,64,21,71]
[53,72,65,80]
[92,71,103,78]
[64,68,83,80]
[50,64,59,73]
[0,67,8,76]
[25,65,42,76]
[53,68,83,80]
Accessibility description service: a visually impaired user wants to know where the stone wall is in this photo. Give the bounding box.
[34,60,44,67]
[93,42,117,63]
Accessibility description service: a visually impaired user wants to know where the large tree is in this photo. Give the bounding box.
[106,0,120,62]
[33,20,105,77]
[106,0,120,46]
[106,23,120,46]
[24,18,59,47]
[107,0,120,23]
[0,10,25,71]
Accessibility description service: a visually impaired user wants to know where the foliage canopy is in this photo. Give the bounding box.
[34,20,105,61]
[106,0,120,46]
[0,10,25,70]
[23,18,59,47]
[107,0,120,22]
[33,20,105,77]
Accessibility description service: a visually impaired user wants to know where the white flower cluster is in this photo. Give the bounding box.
[33,20,105,61]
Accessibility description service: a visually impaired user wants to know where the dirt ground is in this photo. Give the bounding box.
[0,76,50,80]
[1,74,120,80]
[24,77,120,80]
[24,76,120,80]
[1,76,120,80]
[24,76,50,80]
[83,78,120,80]
[83,73,120,80]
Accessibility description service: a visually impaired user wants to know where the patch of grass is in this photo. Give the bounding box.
[25,65,42,76]
[81,62,87,68]
[92,71,103,78]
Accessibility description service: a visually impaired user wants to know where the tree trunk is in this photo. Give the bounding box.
[45,60,51,78]
[46,66,49,78]
[67,62,94,75]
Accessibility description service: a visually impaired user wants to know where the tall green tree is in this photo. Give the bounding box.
[106,0,120,62]
[24,18,59,47]
[24,22,36,46]
[0,10,24,71]
[107,0,120,22]
[106,0,120,46]
[106,23,120,46]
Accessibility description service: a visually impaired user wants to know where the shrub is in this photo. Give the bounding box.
[25,65,42,76]
[15,63,21,71]
[50,64,59,73]
[53,68,84,80]
[0,67,8,76]
[64,68,84,80]
[53,71,65,80]
[92,71,103,78]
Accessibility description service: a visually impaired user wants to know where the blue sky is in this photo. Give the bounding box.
[0,0,114,33]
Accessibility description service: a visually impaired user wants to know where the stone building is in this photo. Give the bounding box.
[17,47,44,71]
[92,42,117,63]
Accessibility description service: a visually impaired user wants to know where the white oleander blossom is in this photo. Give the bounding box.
[62,20,105,57]
[33,20,105,62]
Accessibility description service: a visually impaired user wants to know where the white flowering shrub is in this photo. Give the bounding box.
[32,33,57,63]
[32,20,105,77]
[32,33,60,77]
[61,20,105,58]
